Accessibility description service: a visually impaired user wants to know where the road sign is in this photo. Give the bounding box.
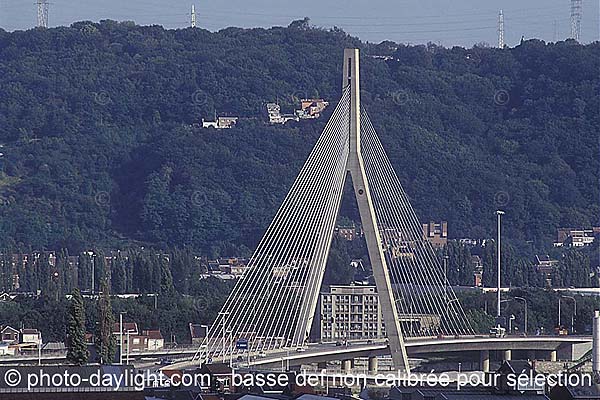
[236,338,249,350]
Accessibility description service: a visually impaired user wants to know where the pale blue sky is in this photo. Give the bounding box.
[0,0,598,47]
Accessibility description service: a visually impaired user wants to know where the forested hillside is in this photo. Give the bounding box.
[0,19,598,255]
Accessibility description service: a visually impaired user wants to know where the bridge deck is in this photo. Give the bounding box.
[165,335,592,371]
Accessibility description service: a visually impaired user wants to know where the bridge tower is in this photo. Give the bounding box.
[342,49,409,371]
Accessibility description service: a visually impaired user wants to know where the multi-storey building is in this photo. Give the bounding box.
[319,285,384,341]
[422,221,448,249]
[318,285,442,340]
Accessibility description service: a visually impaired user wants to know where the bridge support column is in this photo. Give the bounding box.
[341,359,352,373]
[317,362,327,371]
[479,350,490,373]
[549,350,557,362]
[503,350,512,361]
[368,357,378,374]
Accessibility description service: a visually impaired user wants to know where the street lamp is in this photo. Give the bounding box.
[443,255,449,315]
[192,324,210,366]
[495,210,505,322]
[126,329,135,364]
[218,311,229,361]
[508,314,516,334]
[119,312,127,365]
[514,297,528,335]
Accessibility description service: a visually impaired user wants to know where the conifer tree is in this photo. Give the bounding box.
[95,279,116,364]
[66,288,89,365]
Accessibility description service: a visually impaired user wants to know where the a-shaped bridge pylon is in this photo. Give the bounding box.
[198,48,473,372]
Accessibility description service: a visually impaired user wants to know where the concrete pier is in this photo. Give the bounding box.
[368,357,378,374]
[480,350,490,372]
[341,359,352,372]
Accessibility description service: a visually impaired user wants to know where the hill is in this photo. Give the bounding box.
[0,20,598,255]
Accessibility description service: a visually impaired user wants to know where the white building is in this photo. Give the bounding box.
[202,116,238,129]
[20,329,42,347]
[267,103,299,124]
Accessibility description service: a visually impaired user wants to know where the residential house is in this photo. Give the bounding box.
[535,255,559,274]
[1,326,19,344]
[144,330,164,351]
[335,225,359,241]
[219,264,247,275]
[296,98,328,119]
[207,261,221,273]
[112,321,139,351]
[111,323,165,352]
[555,228,596,247]
[267,103,298,124]
[112,322,139,337]
[20,328,42,347]
[189,323,208,345]
[458,238,479,246]
[202,116,239,129]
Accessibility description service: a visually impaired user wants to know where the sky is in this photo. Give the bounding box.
[0,0,598,47]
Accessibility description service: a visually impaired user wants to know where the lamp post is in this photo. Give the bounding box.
[126,330,132,365]
[218,311,229,361]
[558,297,561,327]
[443,255,449,315]
[91,253,95,294]
[228,330,233,368]
[514,296,528,335]
[508,314,515,334]
[119,312,127,365]
[496,210,505,324]
[200,324,208,367]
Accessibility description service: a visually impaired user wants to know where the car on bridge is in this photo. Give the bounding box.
[489,326,506,338]
[555,326,569,336]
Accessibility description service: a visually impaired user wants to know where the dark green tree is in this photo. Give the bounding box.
[95,279,116,364]
[66,288,89,365]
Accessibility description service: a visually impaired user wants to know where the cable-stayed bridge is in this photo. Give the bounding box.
[192,48,474,372]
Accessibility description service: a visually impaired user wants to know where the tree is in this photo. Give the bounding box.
[95,279,116,364]
[66,288,88,365]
